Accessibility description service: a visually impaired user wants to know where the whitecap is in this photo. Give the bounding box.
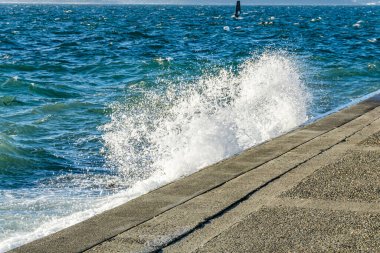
[1,52,311,252]
[223,26,230,31]
[103,51,310,185]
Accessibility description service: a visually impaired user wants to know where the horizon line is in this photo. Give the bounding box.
[0,2,376,6]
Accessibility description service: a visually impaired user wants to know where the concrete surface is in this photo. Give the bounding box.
[195,207,380,253]
[284,150,380,202]
[10,93,380,253]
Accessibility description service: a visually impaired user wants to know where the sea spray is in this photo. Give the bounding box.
[0,52,310,253]
[102,52,310,184]
[1,5,379,252]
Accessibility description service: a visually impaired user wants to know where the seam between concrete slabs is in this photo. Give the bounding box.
[88,105,380,252]
[83,127,330,252]
[11,119,330,252]
[91,107,380,251]
[11,96,380,253]
[164,125,380,253]
[161,106,380,252]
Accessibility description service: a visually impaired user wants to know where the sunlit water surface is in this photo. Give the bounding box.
[0,5,379,251]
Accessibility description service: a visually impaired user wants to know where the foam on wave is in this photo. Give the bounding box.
[103,51,310,184]
[0,52,310,252]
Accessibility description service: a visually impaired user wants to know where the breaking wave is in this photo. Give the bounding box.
[0,52,310,253]
[102,52,310,186]
[0,52,310,252]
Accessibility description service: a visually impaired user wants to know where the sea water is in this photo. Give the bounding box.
[0,5,379,251]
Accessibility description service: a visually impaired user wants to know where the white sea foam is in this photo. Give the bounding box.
[231,15,244,19]
[353,20,364,28]
[368,38,377,43]
[103,51,310,185]
[0,52,310,252]
[311,17,322,22]
[0,187,142,252]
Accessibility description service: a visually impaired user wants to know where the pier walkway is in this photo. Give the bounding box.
[12,94,380,252]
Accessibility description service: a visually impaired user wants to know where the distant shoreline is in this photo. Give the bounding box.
[0,3,377,6]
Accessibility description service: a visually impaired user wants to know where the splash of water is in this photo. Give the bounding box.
[102,52,310,185]
[0,52,310,252]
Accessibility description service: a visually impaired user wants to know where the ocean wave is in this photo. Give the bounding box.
[1,5,379,252]
[103,51,310,185]
[0,133,70,173]
[29,83,81,99]
[0,52,310,252]
[33,102,86,113]
[0,96,22,106]
[1,76,24,88]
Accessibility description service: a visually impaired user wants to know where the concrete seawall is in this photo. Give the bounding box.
[11,94,380,252]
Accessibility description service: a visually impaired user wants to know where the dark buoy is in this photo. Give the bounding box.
[235,1,241,18]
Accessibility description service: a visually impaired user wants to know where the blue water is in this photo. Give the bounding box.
[0,4,379,251]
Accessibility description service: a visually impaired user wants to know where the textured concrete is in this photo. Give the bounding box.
[196,207,380,253]
[284,150,380,202]
[361,131,380,146]
[10,93,380,253]
[164,110,380,253]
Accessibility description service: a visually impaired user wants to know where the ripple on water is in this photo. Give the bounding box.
[28,83,81,98]
[0,5,379,252]
[0,96,22,106]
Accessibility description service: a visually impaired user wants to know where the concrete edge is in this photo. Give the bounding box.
[10,93,380,253]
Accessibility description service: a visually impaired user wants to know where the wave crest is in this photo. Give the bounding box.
[102,52,310,185]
